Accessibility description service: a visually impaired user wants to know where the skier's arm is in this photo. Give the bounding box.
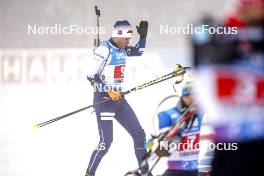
[126,38,146,56]
[158,112,173,133]
[87,45,109,85]
[126,21,148,56]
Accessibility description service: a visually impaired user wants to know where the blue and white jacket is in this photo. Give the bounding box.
[87,38,146,92]
[158,100,203,171]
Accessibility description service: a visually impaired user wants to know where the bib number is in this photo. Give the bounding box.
[114,65,125,79]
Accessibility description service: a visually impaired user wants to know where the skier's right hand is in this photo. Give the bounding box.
[108,90,122,101]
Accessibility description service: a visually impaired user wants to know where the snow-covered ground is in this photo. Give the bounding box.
[0,49,192,176]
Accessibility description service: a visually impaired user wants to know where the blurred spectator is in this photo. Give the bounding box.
[192,0,264,176]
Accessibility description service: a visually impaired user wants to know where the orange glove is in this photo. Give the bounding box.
[107,90,122,101]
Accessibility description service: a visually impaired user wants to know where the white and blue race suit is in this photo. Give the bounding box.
[86,38,150,174]
[87,38,146,91]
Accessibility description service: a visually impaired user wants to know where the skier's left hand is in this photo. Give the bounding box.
[136,20,148,38]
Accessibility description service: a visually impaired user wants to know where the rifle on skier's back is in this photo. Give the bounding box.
[94,6,101,50]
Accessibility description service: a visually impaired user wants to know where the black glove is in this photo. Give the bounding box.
[136,20,148,38]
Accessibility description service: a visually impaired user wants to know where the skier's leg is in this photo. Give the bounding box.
[86,112,113,174]
[115,99,149,173]
[86,92,116,174]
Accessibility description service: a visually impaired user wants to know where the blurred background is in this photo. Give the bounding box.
[0,0,236,176]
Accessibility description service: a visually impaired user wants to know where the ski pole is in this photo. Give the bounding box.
[32,98,109,129]
[33,65,191,129]
[123,66,191,95]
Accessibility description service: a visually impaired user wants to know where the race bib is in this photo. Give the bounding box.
[114,65,125,79]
